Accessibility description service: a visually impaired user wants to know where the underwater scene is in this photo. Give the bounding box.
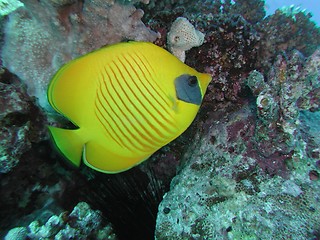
[0,0,320,239]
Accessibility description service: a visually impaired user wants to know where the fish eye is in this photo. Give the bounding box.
[188,76,198,87]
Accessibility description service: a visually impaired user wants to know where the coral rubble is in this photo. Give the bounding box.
[4,202,116,240]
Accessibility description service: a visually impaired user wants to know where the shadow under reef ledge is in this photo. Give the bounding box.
[0,140,78,238]
[0,138,169,240]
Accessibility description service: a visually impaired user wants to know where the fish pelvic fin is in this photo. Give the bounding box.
[48,127,84,167]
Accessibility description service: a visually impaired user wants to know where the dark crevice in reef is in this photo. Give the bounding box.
[0,139,167,239]
[71,166,165,240]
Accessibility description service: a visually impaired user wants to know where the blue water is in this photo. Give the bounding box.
[265,0,320,25]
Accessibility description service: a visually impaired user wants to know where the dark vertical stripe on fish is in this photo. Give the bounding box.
[98,71,148,152]
[103,66,164,147]
[96,82,136,152]
[108,62,171,144]
[101,69,156,150]
[133,52,172,107]
[126,53,171,114]
[111,63,166,139]
[113,59,173,139]
[124,53,177,129]
[95,86,128,149]
[94,100,124,148]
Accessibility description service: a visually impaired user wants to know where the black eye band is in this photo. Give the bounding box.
[174,74,202,105]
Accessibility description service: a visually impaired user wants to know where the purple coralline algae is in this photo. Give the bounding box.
[1,0,159,109]
[143,0,320,103]
[188,13,260,102]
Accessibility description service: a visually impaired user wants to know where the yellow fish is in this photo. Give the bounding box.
[48,42,211,173]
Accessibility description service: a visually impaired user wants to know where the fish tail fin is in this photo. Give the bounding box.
[48,126,84,167]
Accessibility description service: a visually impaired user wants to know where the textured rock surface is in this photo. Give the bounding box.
[155,102,320,239]
[150,2,320,236]
[1,0,159,110]
[0,0,23,16]
[245,50,320,172]
[4,202,117,240]
[0,69,46,173]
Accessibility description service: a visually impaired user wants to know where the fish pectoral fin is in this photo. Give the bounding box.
[83,142,149,174]
[48,126,84,167]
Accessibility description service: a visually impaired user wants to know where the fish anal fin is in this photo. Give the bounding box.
[83,142,149,174]
[48,127,84,167]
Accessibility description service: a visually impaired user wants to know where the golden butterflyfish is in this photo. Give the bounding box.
[48,41,211,173]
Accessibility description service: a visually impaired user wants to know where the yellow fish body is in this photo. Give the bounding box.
[48,42,211,173]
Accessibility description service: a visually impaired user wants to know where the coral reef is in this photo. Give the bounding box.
[0,2,164,239]
[145,2,320,237]
[77,166,166,240]
[4,202,117,240]
[1,0,159,110]
[141,0,320,103]
[167,17,204,62]
[0,69,46,173]
[155,94,320,239]
[0,140,76,238]
[0,0,23,16]
[0,134,166,239]
[1,0,320,239]
[256,8,320,73]
[142,0,262,102]
[188,14,260,102]
[4,227,27,240]
[246,49,320,172]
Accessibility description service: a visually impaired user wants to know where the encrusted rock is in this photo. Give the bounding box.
[155,102,320,239]
[246,49,320,162]
[2,0,159,110]
[5,202,117,240]
[0,69,46,173]
[4,227,27,240]
[0,0,23,16]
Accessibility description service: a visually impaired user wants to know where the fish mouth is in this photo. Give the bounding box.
[199,73,212,96]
